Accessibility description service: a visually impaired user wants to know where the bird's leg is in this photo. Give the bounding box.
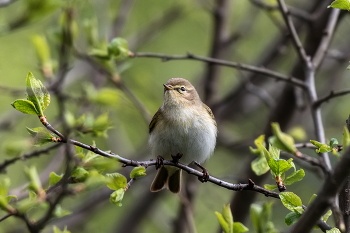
[171,153,183,164]
[155,155,164,170]
[194,162,209,182]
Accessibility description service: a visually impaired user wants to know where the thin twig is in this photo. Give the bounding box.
[131,52,307,89]
[277,0,310,66]
[314,89,350,108]
[0,144,62,173]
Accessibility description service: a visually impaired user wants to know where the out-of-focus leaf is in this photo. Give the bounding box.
[49,172,62,186]
[26,127,55,145]
[106,173,127,190]
[130,167,146,179]
[285,211,301,226]
[269,123,298,154]
[109,188,125,207]
[328,0,350,10]
[107,37,129,60]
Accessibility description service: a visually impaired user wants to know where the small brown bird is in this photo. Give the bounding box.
[149,78,217,193]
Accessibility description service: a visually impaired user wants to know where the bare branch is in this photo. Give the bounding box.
[314,89,350,108]
[131,52,307,89]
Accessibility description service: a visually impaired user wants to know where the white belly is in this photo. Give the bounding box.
[149,108,217,165]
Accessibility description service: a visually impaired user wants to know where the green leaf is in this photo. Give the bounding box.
[329,138,339,147]
[279,192,302,212]
[270,123,298,154]
[232,222,249,233]
[308,194,317,205]
[284,169,305,185]
[26,127,55,145]
[285,211,301,225]
[24,166,42,193]
[92,112,112,137]
[215,211,229,233]
[90,88,121,107]
[287,126,307,141]
[310,140,332,153]
[53,205,72,218]
[107,37,130,60]
[110,188,125,207]
[267,158,293,176]
[11,99,39,115]
[49,172,62,186]
[249,135,266,155]
[251,156,270,176]
[326,228,342,233]
[322,210,332,222]
[32,34,52,76]
[250,204,262,232]
[130,167,147,179]
[53,226,71,233]
[222,204,233,230]
[106,173,127,190]
[264,184,277,191]
[250,202,277,233]
[72,167,89,182]
[343,126,350,150]
[268,145,280,159]
[328,0,350,10]
[26,72,50,115]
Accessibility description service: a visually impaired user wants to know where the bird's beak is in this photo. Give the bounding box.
[163,84,173,90]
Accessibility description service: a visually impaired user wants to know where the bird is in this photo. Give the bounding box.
[149,78,217,193]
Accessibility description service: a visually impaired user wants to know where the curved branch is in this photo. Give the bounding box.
[131,52,307,89]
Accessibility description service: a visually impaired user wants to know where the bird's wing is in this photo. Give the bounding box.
[149,108,163,134]
[203,103,217,126]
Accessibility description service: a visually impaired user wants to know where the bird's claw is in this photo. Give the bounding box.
[156,156,164,170]
[194,161,209,183]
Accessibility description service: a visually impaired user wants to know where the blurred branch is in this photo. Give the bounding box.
[0,0,18,7]
[132,52,307,89]
[249,0,313,22]
[277,0,310,66]
[313,89,350,108]
[0,85,24,96]
[109,0,135,39]
[312,8,340,69]
[294,142,317,149]
[74,51,151,123]
[291,148,350,233]
[0,144,62,173]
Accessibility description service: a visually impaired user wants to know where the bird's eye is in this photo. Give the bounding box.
[180,87,186,91]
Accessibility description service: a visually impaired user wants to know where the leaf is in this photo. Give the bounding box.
[91,88,121,107]
[343,126,350,150]
[53,226,71,233]
[329,138,339,147]
[11,99,39,115]
[322,210,332,222]
[308,194,317,205]
[71,167,89,182]
[26,127,55,145]
[106,173,127,190]
[49,172,62,186]
[232,222,249,233]
[109,188,125,207]
[267,158,293,176]
[264,184,277,191]
[285,211,301,225]
[284,169,305,185]
[326,228,342,233]
[328,0,350,10]
[26,72,50,115]
[53,205,72,218]
[222,204,233,230]
[270,123,298,154]
[107,37,130,60]
[215,211,229,233]
[251,156,270,176]
[268,145,280,159]
[310,140,332,153]
[279,192,302,212]
[130,167,147,179]
[31,34,52,76]
[24,166,42,193]
[250,204,262,232]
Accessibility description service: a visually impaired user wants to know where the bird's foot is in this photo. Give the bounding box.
[155,155,164,170]
[171,153,183,164]
[194,162,209,183]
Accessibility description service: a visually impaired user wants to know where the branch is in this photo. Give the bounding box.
[0,144,62,173]
[291,147,350,232]
[313,89,350,108]
[131,52,307,89]
[312,8,340,69]
[249,0,313,22]
[277,0,311,66]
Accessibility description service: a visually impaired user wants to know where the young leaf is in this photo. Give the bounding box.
[24,166,42,193]
[222,204,233,230]
[53,204,72,218]
[310,140,332,153]
[107,37,130,60]
[26,72,50,115]
[110,188,125,207]
[328,0,350,10]
[308,194,317,205]
[26,127,56,145]
[322,210,332,222]
[343,126,350,150]
[232,222,249,233]
[267,158,293,177]
[284,169,305,185]
[264,184,277,191]
[285,211,301,226]
[279,192,302,212]
[251,156,270,176]
[106,173,127,190]
[130,167,147,179]
[270,123,298,154]
[11,99,39,115]
[215,211,229,233]
[53,226,71,233]
[49,172,62,186]
[71,167,89,182]
[326,228,341,233]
